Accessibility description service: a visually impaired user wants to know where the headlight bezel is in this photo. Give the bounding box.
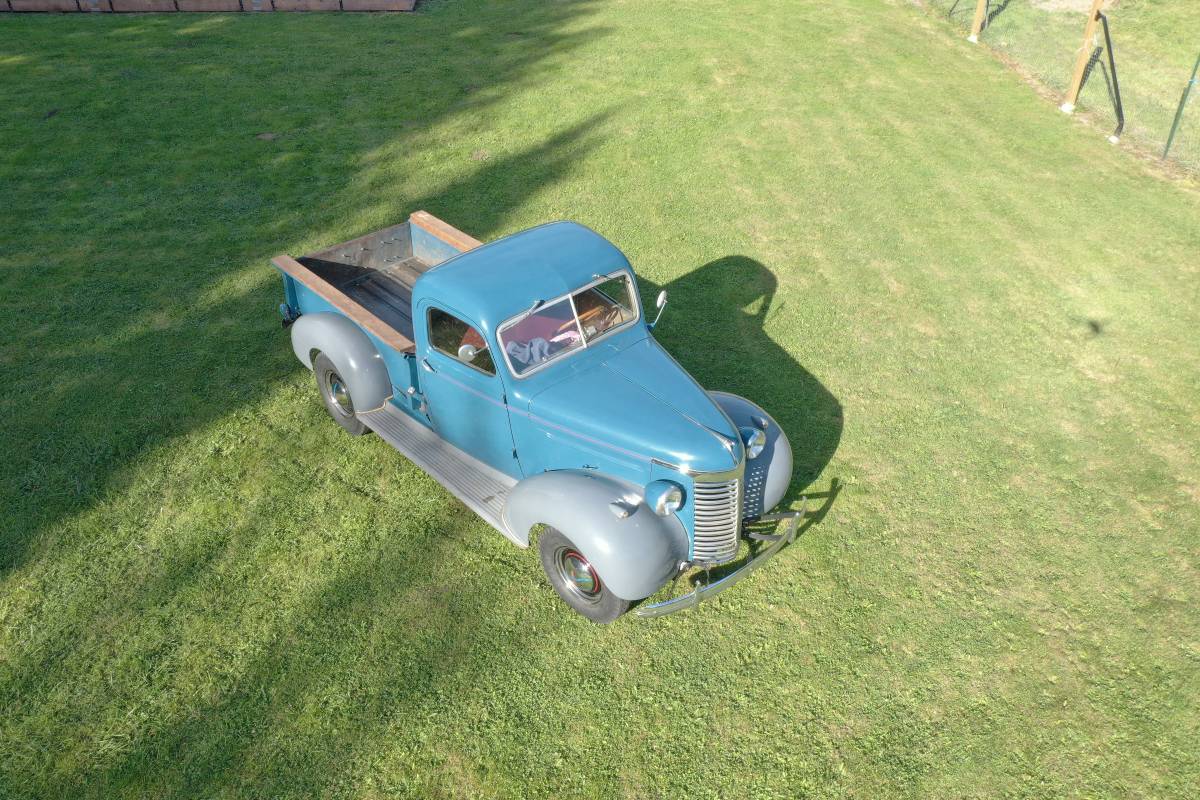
[740,426,767,459]
[644,480,685,516]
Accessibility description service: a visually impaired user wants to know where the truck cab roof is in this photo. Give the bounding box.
[413,221,633,335]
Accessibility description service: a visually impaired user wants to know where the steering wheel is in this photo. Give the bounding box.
[595,305,621,331]
[557,305,598,334]
[558,304,619,336]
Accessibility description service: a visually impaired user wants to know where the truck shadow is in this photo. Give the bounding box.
[636,255,843,589]
[645,255,843,495]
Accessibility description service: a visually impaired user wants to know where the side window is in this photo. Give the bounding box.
[428,308,496,376]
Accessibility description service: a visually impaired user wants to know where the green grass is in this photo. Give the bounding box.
[928,0,1200,168]
[2,1,1199,797]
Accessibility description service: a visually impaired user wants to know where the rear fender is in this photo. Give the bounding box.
[291,312,392,412]
[709,391,792,516]
[502,470,688,601]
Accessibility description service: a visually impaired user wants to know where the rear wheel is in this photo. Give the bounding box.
[538,528,630,623]
[314,352,367,436]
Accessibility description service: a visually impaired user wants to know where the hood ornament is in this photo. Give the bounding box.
[705,427,741,465]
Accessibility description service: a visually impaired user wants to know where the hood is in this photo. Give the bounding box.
[526,337,741,475]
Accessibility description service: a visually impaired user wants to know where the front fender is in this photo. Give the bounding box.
[291,312,392,412]
[502,470,688,601]
[709,391,792,516]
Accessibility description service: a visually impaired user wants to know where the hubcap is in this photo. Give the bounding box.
[557,548,601,600]
[328,373,353,415]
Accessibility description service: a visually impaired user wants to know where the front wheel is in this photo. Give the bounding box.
[538,528,630,624]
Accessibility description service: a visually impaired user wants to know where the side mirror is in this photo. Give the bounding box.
[457,343,478,363]
[650,290,668,329]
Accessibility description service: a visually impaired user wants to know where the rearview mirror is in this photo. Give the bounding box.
[457,343,478,363]
[650,290,669,329]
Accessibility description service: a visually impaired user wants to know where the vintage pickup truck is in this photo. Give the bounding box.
[273,212,800,622]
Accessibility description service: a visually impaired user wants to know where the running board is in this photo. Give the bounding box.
[357,403,521,544]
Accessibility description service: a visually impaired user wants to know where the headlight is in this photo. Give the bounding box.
[740,426,767,459]
[644,480,684,516]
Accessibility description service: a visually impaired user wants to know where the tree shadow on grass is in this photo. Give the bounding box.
[1,0,609,574]
[1,3,615,796]
[0,113,614,799]
[1,8,843,796]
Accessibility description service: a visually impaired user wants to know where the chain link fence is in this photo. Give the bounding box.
[923,0,1199,172]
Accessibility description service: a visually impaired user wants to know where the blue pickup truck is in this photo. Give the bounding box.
[273,212,800,622]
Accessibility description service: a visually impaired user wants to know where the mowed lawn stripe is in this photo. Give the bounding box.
[1,1,1197,797]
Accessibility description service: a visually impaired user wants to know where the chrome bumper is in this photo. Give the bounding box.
[635,501,806,619]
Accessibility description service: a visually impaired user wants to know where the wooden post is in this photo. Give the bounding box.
[967,0,988,43]
[1061,0,1106,113]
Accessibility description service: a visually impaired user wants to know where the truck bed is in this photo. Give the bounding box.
[312,255,428,338]
[297,249,430,341]
[272,212,481,353]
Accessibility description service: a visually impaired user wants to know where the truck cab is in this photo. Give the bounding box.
[274,212,796,622]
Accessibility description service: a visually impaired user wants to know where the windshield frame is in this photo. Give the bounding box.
[496,269,642,379]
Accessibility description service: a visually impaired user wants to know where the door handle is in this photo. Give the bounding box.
[421,358,436,373]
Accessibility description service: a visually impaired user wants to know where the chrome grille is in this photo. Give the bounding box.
[691,477,741,563]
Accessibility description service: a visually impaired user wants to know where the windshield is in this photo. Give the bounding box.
[498,272,639,377]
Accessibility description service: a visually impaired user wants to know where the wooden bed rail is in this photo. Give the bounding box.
[271,210,481,355]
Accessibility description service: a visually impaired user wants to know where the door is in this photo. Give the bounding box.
[416,303,520,477]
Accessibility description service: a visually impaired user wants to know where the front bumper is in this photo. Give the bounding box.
[635,502,806,618]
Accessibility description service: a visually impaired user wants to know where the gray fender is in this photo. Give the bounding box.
[290,312,392,413]
[502,470,689,602]
[709,391,793,516]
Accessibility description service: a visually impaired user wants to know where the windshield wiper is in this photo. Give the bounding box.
[509,298,545,326]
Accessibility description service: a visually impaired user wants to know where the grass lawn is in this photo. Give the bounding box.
[932,0,1200,169]
[2,0,1199,797]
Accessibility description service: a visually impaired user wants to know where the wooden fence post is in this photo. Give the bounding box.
[967,0,988,43]
[1061,0,1106,113]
